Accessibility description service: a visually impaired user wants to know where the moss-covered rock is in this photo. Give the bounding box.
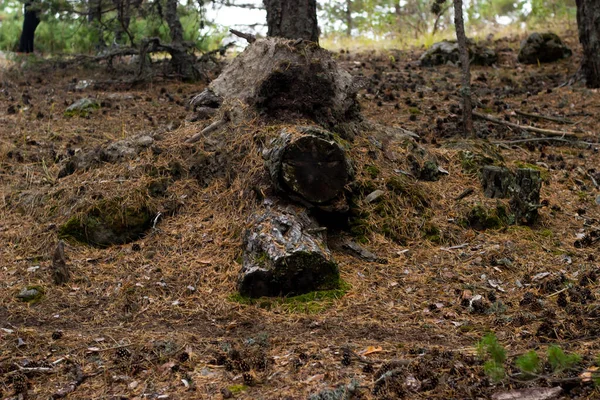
[59,198,154,247]
[463,204,512,230]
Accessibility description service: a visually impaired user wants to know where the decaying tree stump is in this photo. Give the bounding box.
[510,168,542,225]
[202,38,362,138]
[264,126,353,208]
[481,166,514,199]
[239,204,339,298]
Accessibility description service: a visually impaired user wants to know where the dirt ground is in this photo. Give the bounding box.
[1,30,599,399]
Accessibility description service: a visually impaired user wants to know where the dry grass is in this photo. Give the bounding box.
[0,32,599,399]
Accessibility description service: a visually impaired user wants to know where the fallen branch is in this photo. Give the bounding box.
[229,29,256,43]
[185,115,229,144]
[474,111,583,138]
[515,110,574,124]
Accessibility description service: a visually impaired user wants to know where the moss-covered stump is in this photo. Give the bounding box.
[518,32,572,64]
[238,204,339,298]
[205,38,361,138]
[58,198,154,247]
[481,165,514,199]
[510,168,542,225]
[264,126,353,210]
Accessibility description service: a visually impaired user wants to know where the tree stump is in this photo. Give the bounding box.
[264,126,353,208]
[238,204,339,298]
[510,168,542,225]
[206,38,362,139]
[481,166,514,199]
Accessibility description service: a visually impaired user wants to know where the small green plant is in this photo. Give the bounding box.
[547,345,581,372]
[515,350,541,375]
[477,332,506,382]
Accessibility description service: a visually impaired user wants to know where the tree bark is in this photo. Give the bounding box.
[264,0,319,43]
[576,0,600,87]
[453,0,474,137]
[163,0,199,81]
[18,2,40,53]
[345,0,353,37]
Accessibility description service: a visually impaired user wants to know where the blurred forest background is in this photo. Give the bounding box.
[0,0,577,55]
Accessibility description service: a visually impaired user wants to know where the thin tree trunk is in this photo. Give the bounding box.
[576,0,600,88]
[345,0,352,37]
[264,0,319,43]
[453,0,473,137]
[18,2,40,53]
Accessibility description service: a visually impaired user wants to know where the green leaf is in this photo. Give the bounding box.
[477,332,506,364]
[515,350,540,375]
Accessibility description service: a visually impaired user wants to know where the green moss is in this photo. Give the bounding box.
[59,198,154,247]
[539,229,553,238]
[228,384,248,394]
[423,223,442,243]
[229,279,350,314]
[365,165,380,179]
[408,107,421,115]
[385,176,430,210]
[463,204,511,230]
[515,162,550,182]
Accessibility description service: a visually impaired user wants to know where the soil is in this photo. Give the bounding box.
[1,30,599,399]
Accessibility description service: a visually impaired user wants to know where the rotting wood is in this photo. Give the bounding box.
[230,29,256,43]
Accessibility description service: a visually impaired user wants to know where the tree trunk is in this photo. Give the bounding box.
[88,0,106,50]
[453,0,474,137]
[239,205,339,298]
[112,0,133,45]
[510,168,542,225]
[264,126,353,208]
[576,0,600,88]
[164,0,199,81]
[264,0,319,43]
[18,2,40,53]
[345,0,353,37]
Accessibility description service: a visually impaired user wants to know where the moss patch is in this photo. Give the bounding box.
[515,162,550,182]
[230,279,351,314]
[463,204,512,230]
[386,175,430,210]
[59,198,154,247]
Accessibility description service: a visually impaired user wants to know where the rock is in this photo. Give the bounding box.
[238,205,339,298]
[58,134,154,178]
[65,98,100,116]
[264,126,353,207]
[518,32,572,64]
[207,38,362,139]
[365,190,385,203]
[308,379,360,400]
[596,194,600,205]
[189,88,223,108]
[481,166,515,198]
[510,168,542,225]
[16,286,45,303]
[492,386,562,400]
[58,198,154,247]
[420,40,498,67]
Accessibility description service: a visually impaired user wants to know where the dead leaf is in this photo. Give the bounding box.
[580,366,599,383]
[360,346,383,356]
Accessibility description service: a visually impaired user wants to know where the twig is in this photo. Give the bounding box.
[340,347,411,366]
[185,117,229,144]
[455,188,474,201]
[229,29,256,44]
[474,112,583,138]
[492,137,595,147]
[515,110,574,124]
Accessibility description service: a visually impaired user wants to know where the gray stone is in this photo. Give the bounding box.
[365,190,385,203]
[66,98,99,113]
[420,40,498,67]
[238,205,339,298]
[518,32,572,64]
[16,286,44,303]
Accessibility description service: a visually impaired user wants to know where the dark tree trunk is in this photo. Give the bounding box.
[576,0,600,88]
[345,0,352,37]
[453,0,473,137]
[88,0,106,50]
[112,0,133,44]
[264,0,319,43]
[18,2,40,53]
[164,0,199,81]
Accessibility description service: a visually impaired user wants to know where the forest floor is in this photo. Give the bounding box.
[1,29,599,400]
